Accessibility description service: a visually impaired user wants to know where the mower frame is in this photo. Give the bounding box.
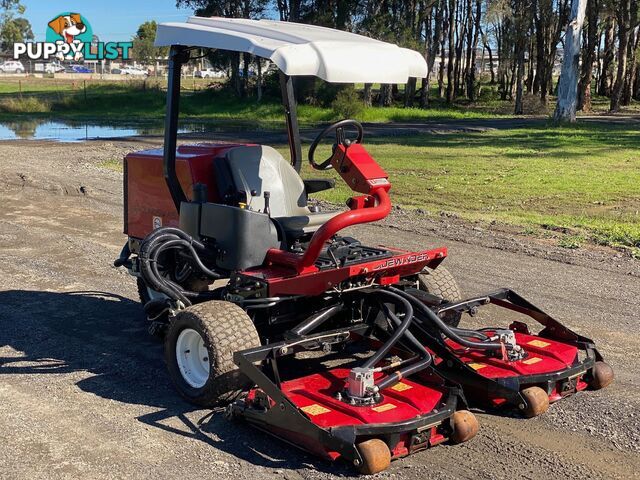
[412,288,603,409]
[229,323,461,464]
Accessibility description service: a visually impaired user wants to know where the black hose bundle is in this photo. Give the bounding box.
[365,289,434,392]
[138,227,221,307]
[388,286,512,352]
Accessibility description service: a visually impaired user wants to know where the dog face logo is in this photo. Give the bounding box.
[46,13,92,61]
[48,14,87,44]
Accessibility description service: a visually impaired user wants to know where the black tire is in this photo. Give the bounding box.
[136,276,153,305]
[165,301,260,407]
[417,266,463,327]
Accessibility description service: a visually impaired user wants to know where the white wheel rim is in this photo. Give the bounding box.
[176,328,210,388]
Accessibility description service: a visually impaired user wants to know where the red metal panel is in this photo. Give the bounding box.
[280,368,445,428]
[331,144,390,195]
[447,332,580,380]
[124,143,248,239]
[244,247,447,296]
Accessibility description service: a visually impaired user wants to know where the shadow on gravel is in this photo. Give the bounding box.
[0,289,345,474]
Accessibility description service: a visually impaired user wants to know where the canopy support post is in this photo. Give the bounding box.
[279,72,302,172]
[164,45,190,212]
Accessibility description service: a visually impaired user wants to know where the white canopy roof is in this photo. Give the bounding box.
[155,17,427,84]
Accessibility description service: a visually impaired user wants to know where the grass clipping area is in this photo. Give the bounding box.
[287,124,640,256]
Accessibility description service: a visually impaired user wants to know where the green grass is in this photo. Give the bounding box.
[0,77,509,123]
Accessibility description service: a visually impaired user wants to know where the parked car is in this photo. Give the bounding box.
[120,66,148,76]
[195,68,226,79]
[66,64,93,74]
[45,62,65,74]
[0,61,25,74]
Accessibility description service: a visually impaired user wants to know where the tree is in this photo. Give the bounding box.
[0,0,28,53]
[0,16,32,51]
[577,0,599,111]
[610,0,633,112]
[132,21,168,65]
[554,0,587,122]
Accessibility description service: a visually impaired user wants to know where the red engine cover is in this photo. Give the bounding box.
[124,143,249,240]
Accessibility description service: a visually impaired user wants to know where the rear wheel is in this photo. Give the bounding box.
[165,301,260,407]
[417,266,462,327]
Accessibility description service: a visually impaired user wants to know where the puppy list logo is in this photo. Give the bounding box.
[14,12,132,61]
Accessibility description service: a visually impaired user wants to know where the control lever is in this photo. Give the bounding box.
[263,191,271,216]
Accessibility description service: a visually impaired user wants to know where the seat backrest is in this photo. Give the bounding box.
[224,145,309,217]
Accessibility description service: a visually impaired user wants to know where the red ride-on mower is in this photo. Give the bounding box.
[113,17,610,473]
[113,18,478,473]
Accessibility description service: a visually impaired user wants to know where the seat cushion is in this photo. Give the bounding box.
[275,211,340,235]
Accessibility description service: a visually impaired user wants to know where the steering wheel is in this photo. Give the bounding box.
[308,119,364,170]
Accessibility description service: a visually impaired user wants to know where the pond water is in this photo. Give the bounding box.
[0,119,181,142]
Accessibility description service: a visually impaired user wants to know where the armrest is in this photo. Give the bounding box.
[304,178,336,195]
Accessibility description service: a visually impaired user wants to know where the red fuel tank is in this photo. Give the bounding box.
[124,143,249,240]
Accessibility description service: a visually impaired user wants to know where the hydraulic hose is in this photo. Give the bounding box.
[362,289,414,369]
[138,227,221,307]
[379,302,431,358]
[373,298,433,391]
[389,286,510,351]
[375,357,432,392]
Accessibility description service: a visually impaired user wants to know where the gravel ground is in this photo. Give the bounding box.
[0,138,638,480]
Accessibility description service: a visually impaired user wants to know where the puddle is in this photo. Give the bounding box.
[0,119,180,142]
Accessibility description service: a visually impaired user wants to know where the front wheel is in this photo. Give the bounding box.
[164,301,261,407]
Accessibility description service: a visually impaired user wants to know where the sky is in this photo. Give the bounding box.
[20,0,196,42]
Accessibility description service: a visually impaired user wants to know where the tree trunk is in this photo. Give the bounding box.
[577,0,598,112]
[256,58,262,102]
[621,24,639,105]
[446,0,456,103]
[467,0,481,101]
[514,47,526,114]
[484,33,496,84]
[554,0,587,122]
[598,14,615,96]
[241,52,250,98]
[611,0,632,112]
[363,83,372,107]
[404,77,417,107]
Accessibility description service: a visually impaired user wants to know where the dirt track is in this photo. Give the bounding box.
[0,138,639,480]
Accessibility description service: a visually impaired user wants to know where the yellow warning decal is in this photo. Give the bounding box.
[468,362,487,370]
[522,357,543,365]
[390,382,412,392]
[372,403,397,413]
[301,404,331,416]
[527,339,551,348]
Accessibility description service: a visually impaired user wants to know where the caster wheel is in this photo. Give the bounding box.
[356,439,391,475]
[450,409,479,444]
[520,386,550,418]
[589,361,614,390]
